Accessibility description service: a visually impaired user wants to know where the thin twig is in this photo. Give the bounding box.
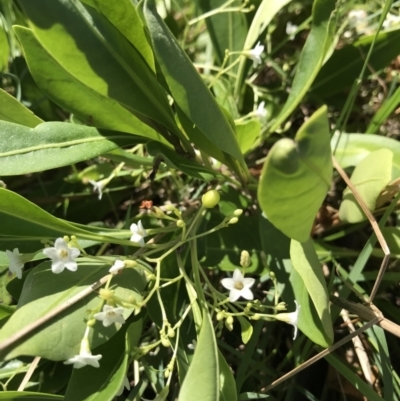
[332,157,391,302]
[340,309,374,386]
[263,318,380,392]
[17,356,41,391]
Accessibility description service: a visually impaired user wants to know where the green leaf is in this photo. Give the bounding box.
[0,262,145,361]
[17,0,181,138]
[290,238,333,345]
[332,132,400,178]
[312,28,400,98]
[237,316,253,344]
[0,392,63,400]
[234,0,293,98]
[81,0,155,70]
[197,0,247,65]
[258,106,332,242]
[0,21,10,72]
[64,318,142,401]
[218,351,237,401]
[14,26,164,143]
[367,85,400,134]
[338,149,393,223]
[235,120,260,155]
[325,354,385,401]
[0,189,137,250]
[143,1,245,165]
[146,141,219,181]
[269,0,336,133]
[179,311,219,401]
[0,120,138,176]
[0,88,43,127]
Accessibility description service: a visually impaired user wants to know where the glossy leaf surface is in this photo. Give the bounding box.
[258,106,332,242]
[0,120,138,176]
[179,311,219,401]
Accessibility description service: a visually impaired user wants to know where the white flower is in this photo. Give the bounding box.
[383,13,400,28]
[286,22,298,40]
[275,301,301,340]
[130,220,148,247]
[6,248,24,279]
[246,41,264,67]
[254,101,267,119]
[64,351,102,369]
[93,305,126,327]
[43,238,80,274]
[109,259,125,274]
[89,179,104,200]
[221,268,255,302]
[116,376,131,396]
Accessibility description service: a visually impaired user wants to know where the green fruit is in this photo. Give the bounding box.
[202,189,220,208]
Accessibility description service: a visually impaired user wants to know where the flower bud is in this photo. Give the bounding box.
[164,368,170,378]
[233,209,243,216]
[124,260,137,268]
[202,190,220,208]
[228,217,238,225]
[240,250,251,268]
[161,337,170,347]
[87,318,96,327]
[269,271,276,280]
[168,327,175,338]
[99,288,114,301]
[226,315,234,325]
[251,314,261,320]
[225,320,233,331]
[176,219,185,227]
[216,311,224,321]
[275,302,287,311]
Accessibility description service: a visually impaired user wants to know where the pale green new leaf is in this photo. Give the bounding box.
[219,351,237,401]
[258,106,332,242]
[179,312,219,401]
[332,132,400,178]
[339,149,393,223]
[235,120,260,155]
[290,238,333,345]
[0,262,145,361]
[0,88,43,127]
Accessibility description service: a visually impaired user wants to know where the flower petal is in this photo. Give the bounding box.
[64,261,78,272]
[229,289,242,302]
[221,278,235,291]
[51,261,65,274]
[232,268,244,282]
[240,287,254,300]
[242,278,255,288]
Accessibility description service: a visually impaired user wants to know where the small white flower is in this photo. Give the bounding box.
[246,41,264,67]
[383,13,400,28]
[43,238,80,274]
[64,351,102,369]
[6,248,24,279]
[89,179,104,200]
[286,22,298,40]
[275,301,301,340]
[221,268,255,302]
[93,305,126,327]
[116,376,131,396]
[254,101,267,119]
[109,259,125,274]
[130,220,148,247]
